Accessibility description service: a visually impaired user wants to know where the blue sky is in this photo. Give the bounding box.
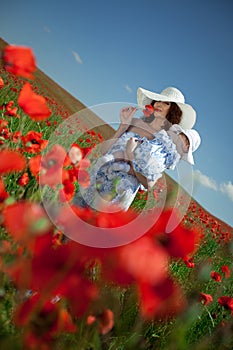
[1,0,233,226]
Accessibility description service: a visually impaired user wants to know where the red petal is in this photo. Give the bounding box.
[0,149,26,174]
[18,83,51,121]
[3,45,36,79]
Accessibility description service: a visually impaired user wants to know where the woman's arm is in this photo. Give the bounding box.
[127,163,156,189]
[100,107,137,155]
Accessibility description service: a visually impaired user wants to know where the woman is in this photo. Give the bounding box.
[72,86,197,211]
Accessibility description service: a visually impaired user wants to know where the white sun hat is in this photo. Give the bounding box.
[137,86,196,130]
[169,124,201,165]
[182,128,201,165]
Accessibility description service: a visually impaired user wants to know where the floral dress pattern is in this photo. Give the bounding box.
[73,130,180,211]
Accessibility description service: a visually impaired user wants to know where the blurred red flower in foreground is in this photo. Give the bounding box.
[14,294,77,349]
[3,45,36,79]
[0,178,9,203]
[18,82,51,121]
[0,149,26,174]
[147,208,201,259]
[87,309,114,335]
[39,144,70,187]
[101,236,168,286]
[138,277,186,320]
[3,201,52,244]
[0,76,4,88]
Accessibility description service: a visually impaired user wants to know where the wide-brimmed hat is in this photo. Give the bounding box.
[137,86,196,130]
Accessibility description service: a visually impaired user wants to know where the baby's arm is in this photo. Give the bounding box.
[125,137,140,161]
[110,137,139,162]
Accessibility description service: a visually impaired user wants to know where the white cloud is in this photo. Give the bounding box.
[124,84,132,93]
[220,181,233,201]
[193,170,218,191]
[43,25,51,33]
[72,50,83,64]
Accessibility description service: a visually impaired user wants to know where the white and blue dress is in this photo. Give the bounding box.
[74,130,180,211]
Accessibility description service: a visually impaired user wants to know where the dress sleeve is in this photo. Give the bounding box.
[132,130,180,181]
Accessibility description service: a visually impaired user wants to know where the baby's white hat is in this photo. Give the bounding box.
[169,124,201,165]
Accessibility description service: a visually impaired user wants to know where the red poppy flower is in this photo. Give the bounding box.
[0,120,11,144]
[39,144,69,187]
[3,45,36,79]
[59,179,75,202]
[13,293,40,327]
[0,149,26,174]
[87,309,114,334]
[5,100,18,116]
[14,295,77,346]
[117,236,168,285]
[21,130,48,154]
[18,172,30,186]
[3,201,52,244]
[0,77,4,88]
[98,309,114,335]
[142,104,154,117]
[10,232,98,316]
[147,209,200,259]
[76,168,90,188]
[0,119,8,128]
[218,296,233,314]
[210,271,221,282]
[18,82,51,121]
[28,154,42,179]
[0,178,9,203]
[54,274,98,317]
[87,315,96,325]
[183,256,195,268]
[99,233,168,287]
[221,265,231,278]
[199,292,213,305]
[52,306,77,335]
[11,131,22,143]
[138,277,186,320]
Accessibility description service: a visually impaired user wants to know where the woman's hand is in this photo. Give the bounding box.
[120,106,137,126]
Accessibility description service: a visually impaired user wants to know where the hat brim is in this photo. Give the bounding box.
[181,150,194,165]
[137,87,196,130]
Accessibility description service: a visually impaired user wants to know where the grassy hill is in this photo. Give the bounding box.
[1,37,231,232]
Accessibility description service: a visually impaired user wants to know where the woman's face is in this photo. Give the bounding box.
[153,101,171,118]
[149,101,171,131]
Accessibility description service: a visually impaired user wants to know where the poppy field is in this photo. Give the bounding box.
[0,42,233,350]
